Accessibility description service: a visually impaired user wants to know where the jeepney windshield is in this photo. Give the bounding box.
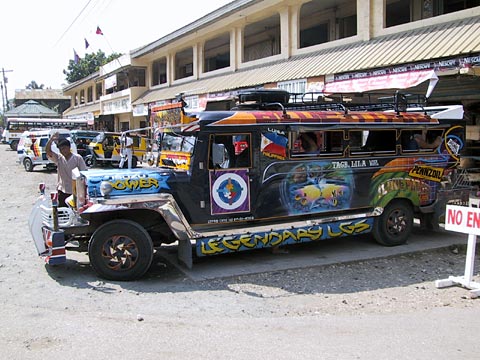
[93,133,105,143]
[160,132,195,153]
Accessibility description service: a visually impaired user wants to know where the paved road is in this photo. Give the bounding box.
[1,145,479,360]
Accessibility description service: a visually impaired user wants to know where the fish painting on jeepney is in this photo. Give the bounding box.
[281,162,353,215]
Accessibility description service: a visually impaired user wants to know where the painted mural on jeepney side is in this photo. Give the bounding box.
[280,162,354,215]
[84,169,170,197]
[197,217,374,256]
[370,130,465,209]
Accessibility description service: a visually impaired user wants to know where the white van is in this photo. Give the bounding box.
[17,129,77,172]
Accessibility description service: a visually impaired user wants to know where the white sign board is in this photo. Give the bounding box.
[437,203,480,298]
[445,204,480,236]
[105,74,117,90]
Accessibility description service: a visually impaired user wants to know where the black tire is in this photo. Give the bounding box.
[372,200,413,246]
[132,156,138,168]
[10,140,18,151]
[88,219,154,281]
[85,155,95,168]
[23,158,34,172]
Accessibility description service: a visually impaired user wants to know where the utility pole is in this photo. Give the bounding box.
[0,82,5,115]
[1,68,13,113]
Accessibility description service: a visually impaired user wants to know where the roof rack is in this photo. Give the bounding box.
[230,89,427,115]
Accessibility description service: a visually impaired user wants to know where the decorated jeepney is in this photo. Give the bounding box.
[29,90,475,280]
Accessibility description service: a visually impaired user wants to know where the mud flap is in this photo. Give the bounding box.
[29,196,49,254]
[177,239,193,269]
[42,227,66,265]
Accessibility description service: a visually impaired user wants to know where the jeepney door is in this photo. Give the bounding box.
[207,133,255,222]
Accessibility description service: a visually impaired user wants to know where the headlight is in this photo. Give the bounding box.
[100,181,113,198]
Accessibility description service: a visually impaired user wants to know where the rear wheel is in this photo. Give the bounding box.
[132,156,138,168]
[23,158,34,172]
[88,219,154,281]
[372,200,413,246]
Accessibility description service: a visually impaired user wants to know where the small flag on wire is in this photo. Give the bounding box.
[96,26,103,35]
[74,49,80,64]
[85,38,90,49]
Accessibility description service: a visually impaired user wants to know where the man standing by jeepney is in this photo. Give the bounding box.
[119,133,134,169]
[46,132,87,207]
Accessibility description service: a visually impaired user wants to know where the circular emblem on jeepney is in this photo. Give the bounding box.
[212,173,247,210]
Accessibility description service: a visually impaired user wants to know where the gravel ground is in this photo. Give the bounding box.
[1,145,479,360]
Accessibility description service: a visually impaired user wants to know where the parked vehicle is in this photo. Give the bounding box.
[3,117,89,151]
[17,129,77,172]
[29,90,475,280]
[84,132,147,168]
[69,130,100,159]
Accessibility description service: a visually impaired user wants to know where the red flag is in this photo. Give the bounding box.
[85,38,90,49]
[96,26,103,35]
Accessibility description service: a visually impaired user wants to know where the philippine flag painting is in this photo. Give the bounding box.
[261,131,287,159]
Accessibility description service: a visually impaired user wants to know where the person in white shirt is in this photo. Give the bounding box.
[46,132,87,207]
[119,134,134,169]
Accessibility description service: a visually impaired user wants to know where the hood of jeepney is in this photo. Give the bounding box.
[82,168,172,198]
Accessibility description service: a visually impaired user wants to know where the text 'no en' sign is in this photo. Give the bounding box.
[445,205,480,236]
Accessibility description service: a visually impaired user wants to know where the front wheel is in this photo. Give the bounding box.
[372,200,413,246]
[24,158,34,172]
[88,219,154,281]
[85,155,95,168]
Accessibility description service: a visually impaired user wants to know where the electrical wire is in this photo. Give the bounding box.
[53,0,93,47]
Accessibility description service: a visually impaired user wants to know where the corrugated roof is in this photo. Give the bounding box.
[5,100,61,117]
[63,102,101,116]
[133,16,480,105]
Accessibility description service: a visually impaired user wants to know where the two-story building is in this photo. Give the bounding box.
[64,0,480,131]
[63,54,149,132]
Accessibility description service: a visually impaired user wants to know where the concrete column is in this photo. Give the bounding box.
[370,0,384,38]
[289,3,300,54]
[193,43,199,80]
[168,53,175,85]
[357,0,373,41]
[234,26,243,67]
[279,6,291,59]
[229,28,238,71]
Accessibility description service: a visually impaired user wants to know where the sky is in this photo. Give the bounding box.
[0,0,233,102]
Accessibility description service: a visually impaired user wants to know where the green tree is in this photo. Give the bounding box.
[63,50,122,84]
[26,81,44,89]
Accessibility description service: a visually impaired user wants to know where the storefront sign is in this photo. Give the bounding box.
[133,104,148,117]
[102,97,131,115]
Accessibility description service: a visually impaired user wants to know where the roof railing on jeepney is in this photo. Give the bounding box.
[287,90,427,115]
[225,89,428,115]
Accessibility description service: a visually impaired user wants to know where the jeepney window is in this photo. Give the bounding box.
[160,132,195,153]
[209,133,251,169]
[350,130,396,154]
[401,129,443,152]
[291,130,344,157]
